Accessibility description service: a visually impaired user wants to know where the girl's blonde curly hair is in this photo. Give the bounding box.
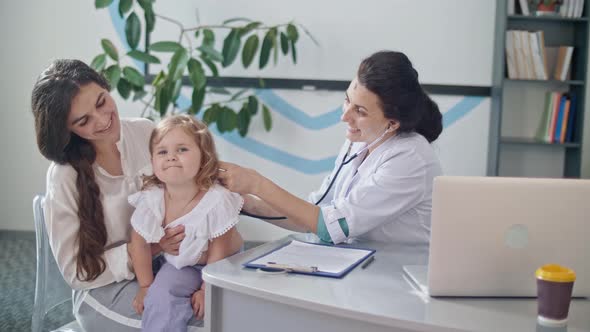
[142,114,219,191]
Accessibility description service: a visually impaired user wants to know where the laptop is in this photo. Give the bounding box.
[403,176,590,297]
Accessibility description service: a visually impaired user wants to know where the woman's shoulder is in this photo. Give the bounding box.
[120,117,155,138]
[46,162,77,183]
[45,162,79,199]
[384,133,436,157]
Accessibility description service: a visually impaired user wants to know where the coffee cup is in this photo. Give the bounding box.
[535,264,576,327]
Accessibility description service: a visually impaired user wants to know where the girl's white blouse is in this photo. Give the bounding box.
[128,184,243,269]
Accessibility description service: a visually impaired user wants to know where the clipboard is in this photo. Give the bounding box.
[243,240,376,278]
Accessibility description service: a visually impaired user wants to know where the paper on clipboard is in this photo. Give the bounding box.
[248,240,373,274]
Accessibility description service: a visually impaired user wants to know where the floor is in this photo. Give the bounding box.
[0,231,263,332]
[0,231,72,332]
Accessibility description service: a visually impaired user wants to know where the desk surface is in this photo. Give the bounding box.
[203,234,590,332]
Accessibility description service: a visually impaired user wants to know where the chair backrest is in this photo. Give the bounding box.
[32,194,73,332]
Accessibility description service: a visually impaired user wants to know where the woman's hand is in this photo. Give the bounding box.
[159,225,185,256]
[132,286,149,314]
[191,289,205,320]
[218,161,262,195]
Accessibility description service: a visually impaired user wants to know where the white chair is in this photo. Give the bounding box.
[32,194,83,332]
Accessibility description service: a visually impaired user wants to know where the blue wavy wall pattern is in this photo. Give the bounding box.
[108,3,484,174]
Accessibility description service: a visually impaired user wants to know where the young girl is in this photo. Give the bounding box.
[128,114,243,331]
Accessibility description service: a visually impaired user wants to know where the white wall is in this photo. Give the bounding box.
[1,1,497,239]
[0,0,141,231]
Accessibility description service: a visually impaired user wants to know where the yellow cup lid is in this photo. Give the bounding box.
[535,264,576,283]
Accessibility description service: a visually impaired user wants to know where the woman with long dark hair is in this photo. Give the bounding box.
[31,59,242,330]
[219,51,443,245]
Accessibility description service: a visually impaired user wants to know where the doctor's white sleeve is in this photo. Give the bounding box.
[44,164,134,291]
[317,148,427,244]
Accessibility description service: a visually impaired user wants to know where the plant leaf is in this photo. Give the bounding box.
[125,12,141,50]
[287,24,299,42]
[241,35,259,68]
[239,21,262,37]
[149,41,183,52]
[203,29,215,46]
[168,48,189,81]
[187,58,206,90]
[133,90,147,101]
[155,85,170,117]
[137,0,151,10]
[230,88,249,101]
[202,106,215,125]
[291,39,297,64]
[280,32,289,55]
[90,54,107,72]
[118,0,132,17]
[144,7,155,33]
[104,65,121,89]
[101,39,119,61]
[117,78,132,99]
[152,70,166,87]
[201,57,219,76]
[222,29,241,67]
[208,87,231,95]
[219,107,237,132]
[127,50,160,64]
[272,29,279,64]
[122,66,145,87]
[190,86,206,114]
[259,29,274,69]
[95,0,114,9]
[223,17,252,25]
[247,95,258,115]
[170,79,182,102]
[197,44,223,63]
[262,104,272,131]
[237,106,251,137]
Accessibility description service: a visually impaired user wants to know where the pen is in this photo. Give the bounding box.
[266,262,319,273]
[361,255,375,269]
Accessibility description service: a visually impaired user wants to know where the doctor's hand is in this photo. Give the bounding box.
[218,161,263,195]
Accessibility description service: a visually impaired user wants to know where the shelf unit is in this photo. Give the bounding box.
[488,1,588,178]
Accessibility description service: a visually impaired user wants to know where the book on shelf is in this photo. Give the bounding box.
[554,46,574,81]
[506,30,575,81]
[518,0,530,15]
[529,0,586,18]
[535,92,577,143]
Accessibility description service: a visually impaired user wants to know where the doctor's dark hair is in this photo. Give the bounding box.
[357,51,443,143]
[31,59,110,282]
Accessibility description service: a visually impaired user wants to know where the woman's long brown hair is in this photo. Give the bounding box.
[31,59,110,281]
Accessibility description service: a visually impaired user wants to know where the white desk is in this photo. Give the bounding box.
[202,234,590,332]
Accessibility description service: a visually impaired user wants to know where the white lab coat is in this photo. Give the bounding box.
[309,132,442,245]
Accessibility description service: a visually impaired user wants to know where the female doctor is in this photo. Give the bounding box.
[218,51,443,245]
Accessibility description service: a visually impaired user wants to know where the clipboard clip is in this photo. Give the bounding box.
[265,262,319,273]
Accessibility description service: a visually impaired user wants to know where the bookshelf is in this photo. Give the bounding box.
[488,0,588,178]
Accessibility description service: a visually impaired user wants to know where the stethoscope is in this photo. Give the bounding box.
[240,125,394,220]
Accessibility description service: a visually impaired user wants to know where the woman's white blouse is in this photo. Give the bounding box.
[44,118,155,290]
[308,132,443,245]
[128,184,243,269]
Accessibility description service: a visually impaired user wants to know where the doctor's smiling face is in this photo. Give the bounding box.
[342,78,398,147]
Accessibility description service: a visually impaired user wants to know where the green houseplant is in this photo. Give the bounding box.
[91,0,315,136]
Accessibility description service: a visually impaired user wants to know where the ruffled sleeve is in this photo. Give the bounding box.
[206,185,243,239]
[128,187,165,243]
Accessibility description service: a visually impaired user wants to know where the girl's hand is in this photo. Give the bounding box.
[218,161,261,195]
[191,289,205,320]
[132,286,149,314]
[159,225,185,256]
